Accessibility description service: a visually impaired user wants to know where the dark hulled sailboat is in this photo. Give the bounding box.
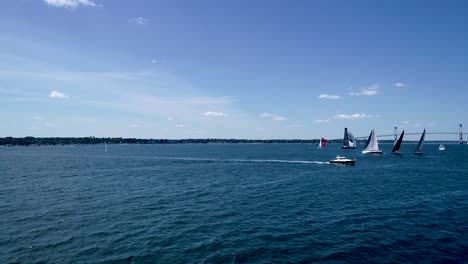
[414,129,426,155]
[391,130,405,154]
[342,128,357,149]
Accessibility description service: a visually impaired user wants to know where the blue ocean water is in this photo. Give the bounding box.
[1,143,467,263]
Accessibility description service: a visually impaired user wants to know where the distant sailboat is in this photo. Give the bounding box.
[318,137,326,149]
[392,130,405,154]
[438,143,445,151]
[342,128,357,149]
[414,129,426,155]
[104,142,108,152]
[362,129,383,154]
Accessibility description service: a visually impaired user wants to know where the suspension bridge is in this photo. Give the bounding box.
[355,124,467,144]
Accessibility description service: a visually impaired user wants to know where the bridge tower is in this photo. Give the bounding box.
[460,124,463,144]
[394,126,398,143]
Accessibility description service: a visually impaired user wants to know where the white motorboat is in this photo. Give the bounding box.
[329,155,356,165]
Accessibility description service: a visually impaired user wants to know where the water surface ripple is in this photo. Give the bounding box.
[1,144,467,263]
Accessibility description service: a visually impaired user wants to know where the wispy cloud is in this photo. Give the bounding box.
[44,0,97,8]
[129,17,149,25]
[203,111,226,117]
[33,116,42,120]
[333,113,371,120]
[167,117,174,121]
[49,90,69,99]
[175,124,185,128]
[350,84,379,96]
[314,119,330,123]
[318,94,342,99]
[259,113,287,121]
[394,82,407,87]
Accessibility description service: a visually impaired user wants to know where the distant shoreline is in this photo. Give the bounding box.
[0,137,460,146]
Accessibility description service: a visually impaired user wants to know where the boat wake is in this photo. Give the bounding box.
[154,157,329,165]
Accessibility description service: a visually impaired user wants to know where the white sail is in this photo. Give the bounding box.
[105,142,108,152]
[438,144,445,151]
[362,129,382,154]
[318,140,322,148]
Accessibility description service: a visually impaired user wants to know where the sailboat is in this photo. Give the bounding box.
[318,137,326,149]
[104,142,108,152]
[342,128,357,149]
[392,130,405,154]
[438,143,445,151]
[362,129,383,154]
[414,129,426,155]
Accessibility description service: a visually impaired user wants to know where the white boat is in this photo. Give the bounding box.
[362,129,383,154]
[317,137,326,149]
[438,143,445,151]
[414,129,426,155]
[392,130,405,154]
[329,155,356,165]
[342,128,357,149]
[104,142,108,152]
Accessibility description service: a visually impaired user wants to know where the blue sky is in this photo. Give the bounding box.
[1,0,467,139]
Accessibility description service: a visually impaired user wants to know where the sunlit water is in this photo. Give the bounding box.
[1,143,467,263]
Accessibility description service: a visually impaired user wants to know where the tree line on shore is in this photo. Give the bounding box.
[0,137,353,146]
[0,137,442,146]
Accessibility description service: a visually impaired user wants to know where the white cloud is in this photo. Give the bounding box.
[318,94,341,99]
[403,121,409,124]
[49,90,69,99]
[129,17,149,25]
[314,119,330,123]
[350,84,379,96]
[175,124,185,128]
[259,113,287,121]
[129,124,140,128]
[33,116,42,120]
[395,82,407,87]
[44,0,96,8]
[333,113,371,120]
[167,117,174,121]
[203,111,226,117]
[151,59,157,64]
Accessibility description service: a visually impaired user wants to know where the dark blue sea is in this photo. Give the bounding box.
[1,143,467,263]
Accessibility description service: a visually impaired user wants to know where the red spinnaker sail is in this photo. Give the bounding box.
[321,137,326,147]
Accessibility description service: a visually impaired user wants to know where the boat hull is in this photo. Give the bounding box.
[362,150,383,154]
[414,152,423,155]
[329,160,355,165]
